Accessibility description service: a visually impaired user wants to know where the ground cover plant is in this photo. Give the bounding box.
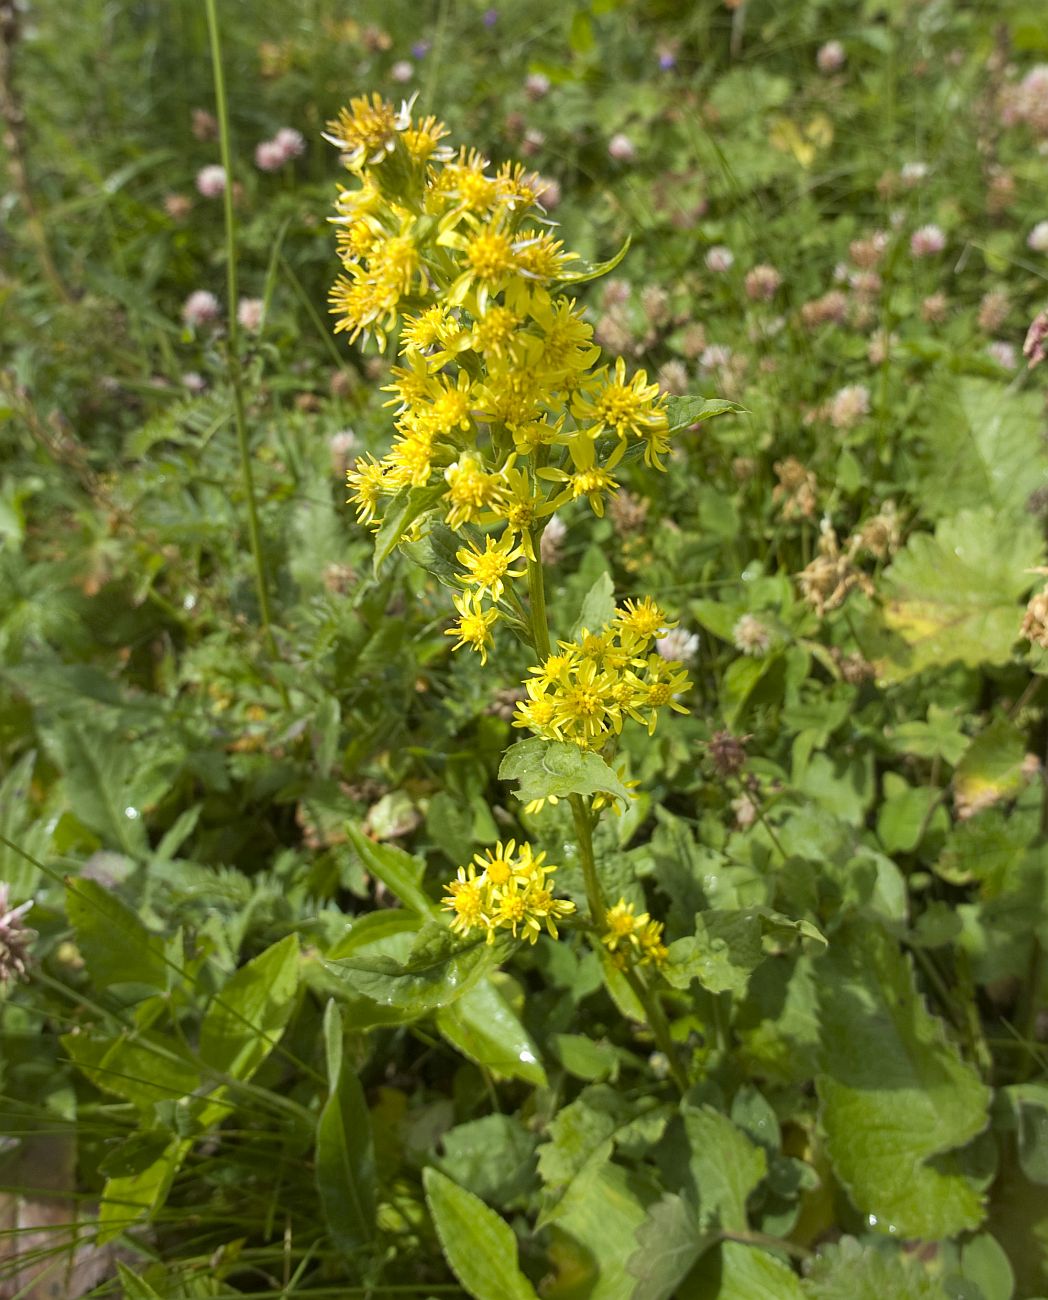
[4,0,1048,1295]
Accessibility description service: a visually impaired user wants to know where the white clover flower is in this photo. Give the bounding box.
[195,164,227,198]
[182,290,221,328]
[656,628,700,664]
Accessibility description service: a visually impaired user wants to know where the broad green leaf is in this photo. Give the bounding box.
[199,933,299,1082]
[627,1193,716,1300]
[690,1241,804,1299]
[401,519,460,587]
[316,1001,376,1254]
[953,718,1027,814]
[440,1114,540,1208]
[664,395,746,433]
[423,1167,539,1300]
[65,877,168,995]
[345,822,435,915]
[957,1233,1017,1300]
[98,1136,189,1243]
[551,1032,620,1082]
[817,922,990,1239]
[1005,1082,1048,1185]
[672,1104,767,1231]
[499,738,632,804]
[879,508,1042,679]
[915,378,1048,522]
[538,1084,642,1202]
[323,922,504,1016]
[62,1029,199,1112]
[574,570,616,638]
[372,483,444,575]
[437,977,547,1086]
[801,1238,950,1298]
[544,1158,660,1300]
[664,909,764,997]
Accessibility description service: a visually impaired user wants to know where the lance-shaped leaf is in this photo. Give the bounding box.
[316,1001,376,1254]
[423,1167,539,1300]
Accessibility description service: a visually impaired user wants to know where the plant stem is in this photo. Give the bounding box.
[204,0,282,683]
[526,546,552,659]
[570,793,605,929]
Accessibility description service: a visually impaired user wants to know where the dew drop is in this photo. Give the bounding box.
[124,806,140,820]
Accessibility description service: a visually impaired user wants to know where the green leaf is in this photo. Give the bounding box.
[879,508,1042,679]
[116,1263,166,1299]
[1006,1083,1048,1185]
[551,1032,620,1082]
[423,1167,540,1300]
[499,738,632,804]
[664,909,764,997]
[953,718,1028,813]
[199,934,299,1083]
[574,570,616,637]
[345,822,435,915]
[915,378,1048,522]
[816,922,990,1239]
[544,1158,660,1300]
[627,1193,717,1300]
[49,725,152,855]
[323,922,504,1016]
[987,1140,1048,1294]
[316,1001,376,1254]
[664,395,746,433]
[538,1084,635,1198]
[98,1136,189,1243]
[63,1029,200,1112]
[691,1241,804,1299]
[437,977,547,1086]
[801,1238,952,1298]
[65,877,168,995]
[440,1114,540,1209]
[0,751,52,896]
[672,1104,767,1231]
[372,483,444,575]
[555,235,631,285]
[957,1232,1016,1300]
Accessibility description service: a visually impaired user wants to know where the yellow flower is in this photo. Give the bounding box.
[445,590,499,664]
[441,842,574,945]
[325,93,399,169]
[573,356,667,442]
[455,532,526,602]
[615,596,675,641]
[441,865,491,939]
[346,455,389,527]
[444,454,502,529]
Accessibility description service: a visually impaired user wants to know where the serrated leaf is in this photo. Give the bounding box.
[915,378,1048,522]
[49,725,153,856]
[345,822,435,915]
[801,1237,951,1298]
[317,1002,376,1254]
[879,508,1042,678]
[440,1114,540,1208]
[816,922,990,1239]
[437,977,547,1086]
[627,1193,716,1300]
[372,483,444,575]
[199,934,299,1082]
[65,877,168,995]
[499,738,632,804]
[423,1167,539,1300]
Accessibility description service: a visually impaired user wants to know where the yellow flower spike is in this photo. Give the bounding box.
[324,93,399,169]
[440,865,492,940]
[445,590,499,664]
[444,842,574,944]
[572,356,668,442]
[444,454,502,530]
[346,454,391,528]
[455,533,526,603]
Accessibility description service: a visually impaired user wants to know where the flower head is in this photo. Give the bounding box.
[0,884,34,985]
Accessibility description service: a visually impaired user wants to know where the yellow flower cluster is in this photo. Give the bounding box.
[440,840,576,945]
[602,898,669,969]
[330,94,672,663]
[514,597,692,748]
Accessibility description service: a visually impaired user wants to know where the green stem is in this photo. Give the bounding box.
[570,791,687,1093]
[526,547,552,659]
[204,0,282,684]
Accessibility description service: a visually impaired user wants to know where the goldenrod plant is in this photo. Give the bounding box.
[330,93,737,1084]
